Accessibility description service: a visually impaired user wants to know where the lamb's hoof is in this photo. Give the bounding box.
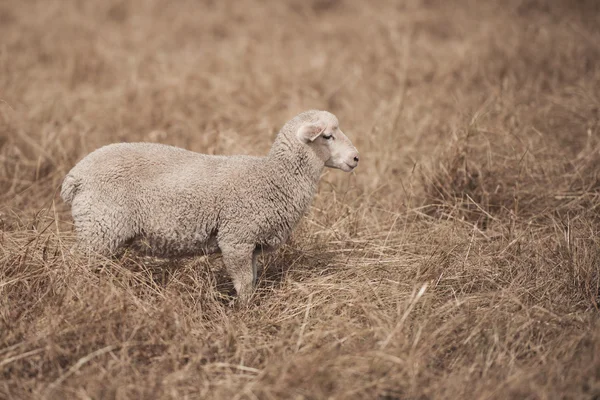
[233,294,253,310]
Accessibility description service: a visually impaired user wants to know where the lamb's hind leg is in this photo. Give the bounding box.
[221,244,256,304]
[75,227,122,257]
[71,198,135,257]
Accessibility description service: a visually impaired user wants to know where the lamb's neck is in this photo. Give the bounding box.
[267,138,325,194]
[260,138,324,230]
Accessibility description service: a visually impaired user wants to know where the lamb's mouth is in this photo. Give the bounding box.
[344,163,357,171]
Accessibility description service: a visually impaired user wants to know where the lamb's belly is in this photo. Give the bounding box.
[139,231,220,258]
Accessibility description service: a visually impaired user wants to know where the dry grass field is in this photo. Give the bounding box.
[1,0,600,398]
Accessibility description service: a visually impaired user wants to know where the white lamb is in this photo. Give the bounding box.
[61,110,359,302]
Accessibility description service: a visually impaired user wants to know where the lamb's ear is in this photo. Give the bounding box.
[296,123,325,143]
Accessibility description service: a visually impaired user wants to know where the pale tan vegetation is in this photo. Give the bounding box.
[1,0,600,399]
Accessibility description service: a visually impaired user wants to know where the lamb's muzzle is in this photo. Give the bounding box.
[61,110,359,304]
[345,152,360,171]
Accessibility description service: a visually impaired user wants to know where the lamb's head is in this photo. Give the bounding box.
[295,110,360,172]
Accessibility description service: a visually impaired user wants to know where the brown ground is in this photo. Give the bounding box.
[1,0,600,398]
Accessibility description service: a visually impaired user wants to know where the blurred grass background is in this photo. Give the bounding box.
[1,0,600,398]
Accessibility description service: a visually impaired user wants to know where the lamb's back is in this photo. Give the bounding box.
[70,143,241,188]
[64,142,264,205]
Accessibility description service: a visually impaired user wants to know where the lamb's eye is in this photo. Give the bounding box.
[323,134,333,140]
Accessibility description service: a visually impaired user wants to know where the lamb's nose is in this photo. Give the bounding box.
[354,156,359,163]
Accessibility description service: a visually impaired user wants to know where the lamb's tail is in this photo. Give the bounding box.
[60,174,81,205]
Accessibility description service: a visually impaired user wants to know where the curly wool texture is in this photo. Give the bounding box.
[61,110,352,301]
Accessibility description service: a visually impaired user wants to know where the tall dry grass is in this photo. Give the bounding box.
[1,0,600,398]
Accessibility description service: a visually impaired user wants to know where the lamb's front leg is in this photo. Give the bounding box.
[221,244,256,304]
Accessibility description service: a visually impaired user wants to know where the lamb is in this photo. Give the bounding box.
[61,110,360,302]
